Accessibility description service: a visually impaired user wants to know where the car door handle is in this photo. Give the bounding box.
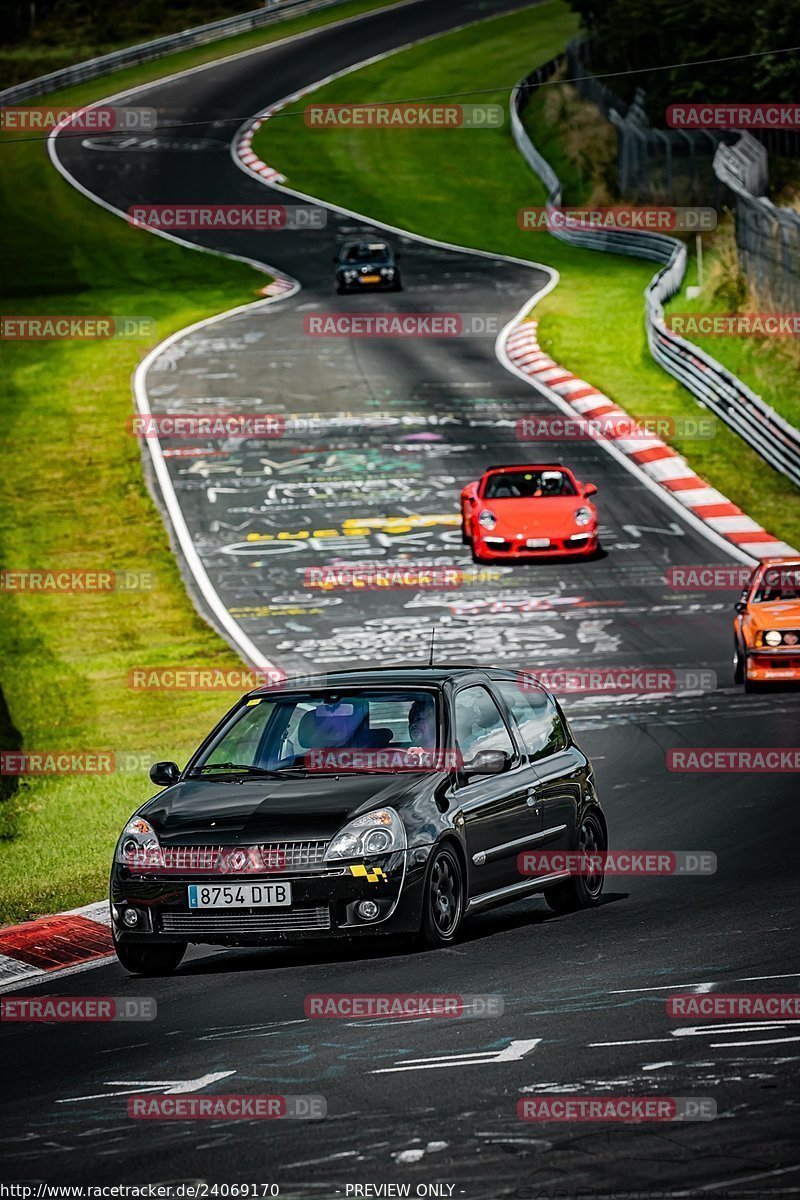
[526,790,539,807]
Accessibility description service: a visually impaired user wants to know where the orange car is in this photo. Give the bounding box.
[733,558,800,690]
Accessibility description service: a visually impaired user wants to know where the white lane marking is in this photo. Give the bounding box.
[612,972,800,994]
[622,520,686,539]
[58,1070,235,1103]
[130,300,297,671]
[609,981,717,994]
[739,973,800,982]
[593,1019,800,1048]
[710,1036,800,1047]
[372,1038,541,1074]
[283,1151,360,1168]
[641,1061,674,1070]
[671,1163,800,1193]
[590,1039,674,1047]
[673,1022,800,1037]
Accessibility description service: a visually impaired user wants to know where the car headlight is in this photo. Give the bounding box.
[325,808,406,861]
[574,506,593,527]
[379,267,395,277]
[115,816,162,868]
[343,269,358,281]
[478,510,497,530]
[763,629,783,647]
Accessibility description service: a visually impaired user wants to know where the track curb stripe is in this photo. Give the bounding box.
[504,318,797,561]
[0,904,113,989]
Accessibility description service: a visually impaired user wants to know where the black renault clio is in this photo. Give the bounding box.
[110,666,608,974]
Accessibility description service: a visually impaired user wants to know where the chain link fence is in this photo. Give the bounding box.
[565,40,737,207]
[714,135,800,311]
[564,39,800,314]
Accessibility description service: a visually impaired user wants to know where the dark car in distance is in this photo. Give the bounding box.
[110,666,608,974]
[333,239,402,293]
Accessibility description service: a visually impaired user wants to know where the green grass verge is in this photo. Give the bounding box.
[253,0,799,548]
[0,0,408,926]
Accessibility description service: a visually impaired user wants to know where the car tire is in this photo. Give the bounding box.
[419,844,464,948]
[544,811,606,914]
[461,524,470,545]
[733,640,744,684]
[392,276,403,292]
[336,284,346,295]
[114,940,186,976]
[744,677,762,693]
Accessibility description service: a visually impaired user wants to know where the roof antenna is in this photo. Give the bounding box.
[428,627,436,668]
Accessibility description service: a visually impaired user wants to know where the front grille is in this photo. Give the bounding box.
[160,906,331,934]
[154,841,328,873]
[272,840,327,868]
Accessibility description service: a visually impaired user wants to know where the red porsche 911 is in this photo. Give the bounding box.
[460,464,599,563]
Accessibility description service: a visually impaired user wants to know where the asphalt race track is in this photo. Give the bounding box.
[3,0,799,1193]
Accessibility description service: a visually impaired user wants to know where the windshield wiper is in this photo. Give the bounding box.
[189,762,316,778]
[189,763,284,777]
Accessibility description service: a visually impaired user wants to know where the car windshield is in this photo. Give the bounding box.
[191,690,439,774]
[752,565,800,603]
[483,470,576,499]
[343,242,391,264]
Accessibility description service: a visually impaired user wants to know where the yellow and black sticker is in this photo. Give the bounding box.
[349,864,387,883]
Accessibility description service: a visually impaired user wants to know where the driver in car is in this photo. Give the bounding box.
[407,697,437,764]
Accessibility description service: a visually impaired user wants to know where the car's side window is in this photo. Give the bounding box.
[495,681,567,761]
[453,686,515,764]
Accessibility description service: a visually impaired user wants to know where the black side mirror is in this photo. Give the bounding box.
[331,256,339,263]
[462,749,508,778]
[150,761,180,788]
[394,253,401,260]
[584,482,597,496]
[734,600,748,613]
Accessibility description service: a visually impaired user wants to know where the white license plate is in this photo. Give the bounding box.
[187,882,292,909]
[526,537,550,548]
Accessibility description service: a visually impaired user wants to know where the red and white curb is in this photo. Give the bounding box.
[236,110,285,182]
[260,276,295,297]
[505,318,797,560]
[235,84,319,183]
[0,901,113,990]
